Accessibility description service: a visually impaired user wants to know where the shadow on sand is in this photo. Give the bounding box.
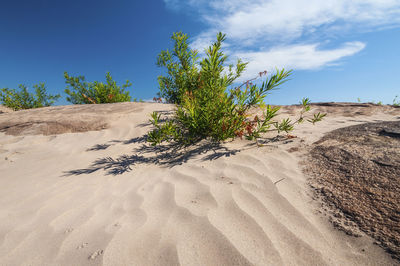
[63,128,295,177]
[64,137,241,176]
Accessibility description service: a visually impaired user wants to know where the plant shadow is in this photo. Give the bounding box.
[64,139,240,176]
[86,144,111,151]
[64,131,296,177]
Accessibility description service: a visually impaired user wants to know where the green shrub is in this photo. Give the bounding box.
[0,83,60,111]
[393,95,399,106]
[64,72,132,104]
[156,32,201,104]
[148,32,325,146]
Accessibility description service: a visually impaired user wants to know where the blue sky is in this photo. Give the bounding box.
[1,0,400,105]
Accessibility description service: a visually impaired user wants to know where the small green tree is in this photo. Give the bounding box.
[148,32,325,145]
[156,32,201,104]
[0,83,60,111]
[64,72,132,104]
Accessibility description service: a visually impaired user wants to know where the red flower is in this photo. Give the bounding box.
[235,130,244,139]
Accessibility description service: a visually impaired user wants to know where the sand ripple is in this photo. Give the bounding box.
[0,102,398,265]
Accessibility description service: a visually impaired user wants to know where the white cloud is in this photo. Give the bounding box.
[164,0,400,71]
[235,42,366,80]
[163,0,204,11]
[211,0,400,41]
[190,31,217,53]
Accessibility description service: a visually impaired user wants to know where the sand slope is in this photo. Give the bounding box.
[0,102,398,265]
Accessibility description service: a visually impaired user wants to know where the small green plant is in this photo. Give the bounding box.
[156,32,202,104]
[393,95,399,106]
[64,72,132,104]
[0,83,60,111]
[147,32,325,146]
[371,100,383,105]
[357,97,361,103]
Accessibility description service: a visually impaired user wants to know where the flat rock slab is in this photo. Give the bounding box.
[306,120,400,261]
[0,102,146,135]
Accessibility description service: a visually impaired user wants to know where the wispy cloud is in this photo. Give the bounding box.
[205,0,400,41]
[236,42,366,80]
[163,0,180,10]
[164,0,400,76]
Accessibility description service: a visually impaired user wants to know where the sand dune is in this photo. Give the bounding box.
[0,102,398,265]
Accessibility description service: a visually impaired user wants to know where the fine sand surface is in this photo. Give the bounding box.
[0,102,399,265]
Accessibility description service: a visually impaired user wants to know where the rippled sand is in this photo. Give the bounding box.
[0,102,398,265]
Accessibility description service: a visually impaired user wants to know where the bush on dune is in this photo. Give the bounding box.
[147,32,326,145]
[393,95,400,106]
[0,83,60,111]
[64,72,132,104]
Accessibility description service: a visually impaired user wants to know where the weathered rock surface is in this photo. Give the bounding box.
[306,121,400,261]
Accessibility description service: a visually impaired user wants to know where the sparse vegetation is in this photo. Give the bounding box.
[148,32,325,146]
[64,72,132,104]
[393,95,399,106]
[0,83,60,111]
